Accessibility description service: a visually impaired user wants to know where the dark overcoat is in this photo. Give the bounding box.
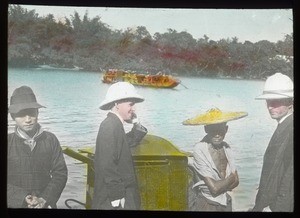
[7,131,68,208]
[253,114,293,211]
[92,112,147,209]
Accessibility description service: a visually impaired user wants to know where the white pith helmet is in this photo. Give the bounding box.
[256,72,293,100]
[99,82,144,110]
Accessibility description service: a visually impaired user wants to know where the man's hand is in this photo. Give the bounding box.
[25,195,47,208]
[111,198,125,208]
[262,206,272,212]
[227,170,239,190]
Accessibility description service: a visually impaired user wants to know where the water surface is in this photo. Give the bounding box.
[8,68,277,211]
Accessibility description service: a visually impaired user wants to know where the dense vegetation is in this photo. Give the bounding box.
[8,5,293,79]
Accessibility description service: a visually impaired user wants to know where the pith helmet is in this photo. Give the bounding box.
[255,72,293,100]
[8,86,46,114]
[182,108,248,125]
[99,82,144,110]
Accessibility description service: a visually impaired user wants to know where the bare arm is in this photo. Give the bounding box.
[203,170,239,197]
[228,170,239,190]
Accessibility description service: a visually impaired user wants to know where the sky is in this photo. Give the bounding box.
[20,5,293,43]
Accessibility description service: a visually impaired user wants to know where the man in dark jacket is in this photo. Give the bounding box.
[92,82,147,210]
[7,86,68,208]
[253,73,293,212]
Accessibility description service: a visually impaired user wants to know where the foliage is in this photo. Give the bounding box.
[8,5,293,80]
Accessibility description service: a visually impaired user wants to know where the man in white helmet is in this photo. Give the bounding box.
[92,82,147,210]
[252,73,293,212]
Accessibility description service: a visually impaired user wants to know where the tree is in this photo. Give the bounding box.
[135,26,152,41]
[8,5,293,78]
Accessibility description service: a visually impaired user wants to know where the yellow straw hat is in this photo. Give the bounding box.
[182,108,248,125]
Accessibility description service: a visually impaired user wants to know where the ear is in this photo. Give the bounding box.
[204,125,208,133]
[225,125,229,134]
[288,103,293,109]
[10,113,15,120]
[35,109,39,117]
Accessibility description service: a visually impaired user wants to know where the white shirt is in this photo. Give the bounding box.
[189,141,236,206]
[110,111,124,124]
[278,112,293,124]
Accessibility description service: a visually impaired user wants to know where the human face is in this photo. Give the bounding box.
[116,101,136,121]
[14,108,39,134]
[266,99,293,121]
[205,123,228,146]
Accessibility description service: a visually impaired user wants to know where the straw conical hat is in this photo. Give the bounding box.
[182,108,248,125]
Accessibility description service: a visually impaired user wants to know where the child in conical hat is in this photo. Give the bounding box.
[183,108,247,211]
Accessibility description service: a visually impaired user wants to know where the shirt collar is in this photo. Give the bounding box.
[278,112,293,124]
[110,111,124,124]
[15,124,44,151]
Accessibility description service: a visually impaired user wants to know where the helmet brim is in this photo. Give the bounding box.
[255,93,293,100]
[99,96,144,110]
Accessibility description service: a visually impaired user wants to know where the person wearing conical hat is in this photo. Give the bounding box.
[183,108,248,211]
[92,82,147,210]
[252,73,293,212]
[7,86,68,208]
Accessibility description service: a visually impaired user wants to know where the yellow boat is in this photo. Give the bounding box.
[62,134,191,210]
[102,69,180,88]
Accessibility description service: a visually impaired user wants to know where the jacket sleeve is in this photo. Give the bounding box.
[126,123,147,147]
[95,122,126,202]
[7,134,29,208]
[7,183,29,208]
[40,134,68,207]
[272,133,294,212]
[273,157,294,211]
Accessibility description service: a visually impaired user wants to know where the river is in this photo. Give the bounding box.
[7,67,277,211]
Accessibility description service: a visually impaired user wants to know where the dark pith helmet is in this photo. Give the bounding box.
[8,86,46,114]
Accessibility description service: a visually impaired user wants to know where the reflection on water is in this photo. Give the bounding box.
[8,68,277,211]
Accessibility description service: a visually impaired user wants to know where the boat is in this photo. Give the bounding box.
[37,64,83,71]
[102,69,180,88]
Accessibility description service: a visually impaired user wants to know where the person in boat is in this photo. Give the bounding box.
[92,82,148,210]
[7,86,68,208]
[251,73,293,212]
[183,108,247,211]
[136,74,145,84]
